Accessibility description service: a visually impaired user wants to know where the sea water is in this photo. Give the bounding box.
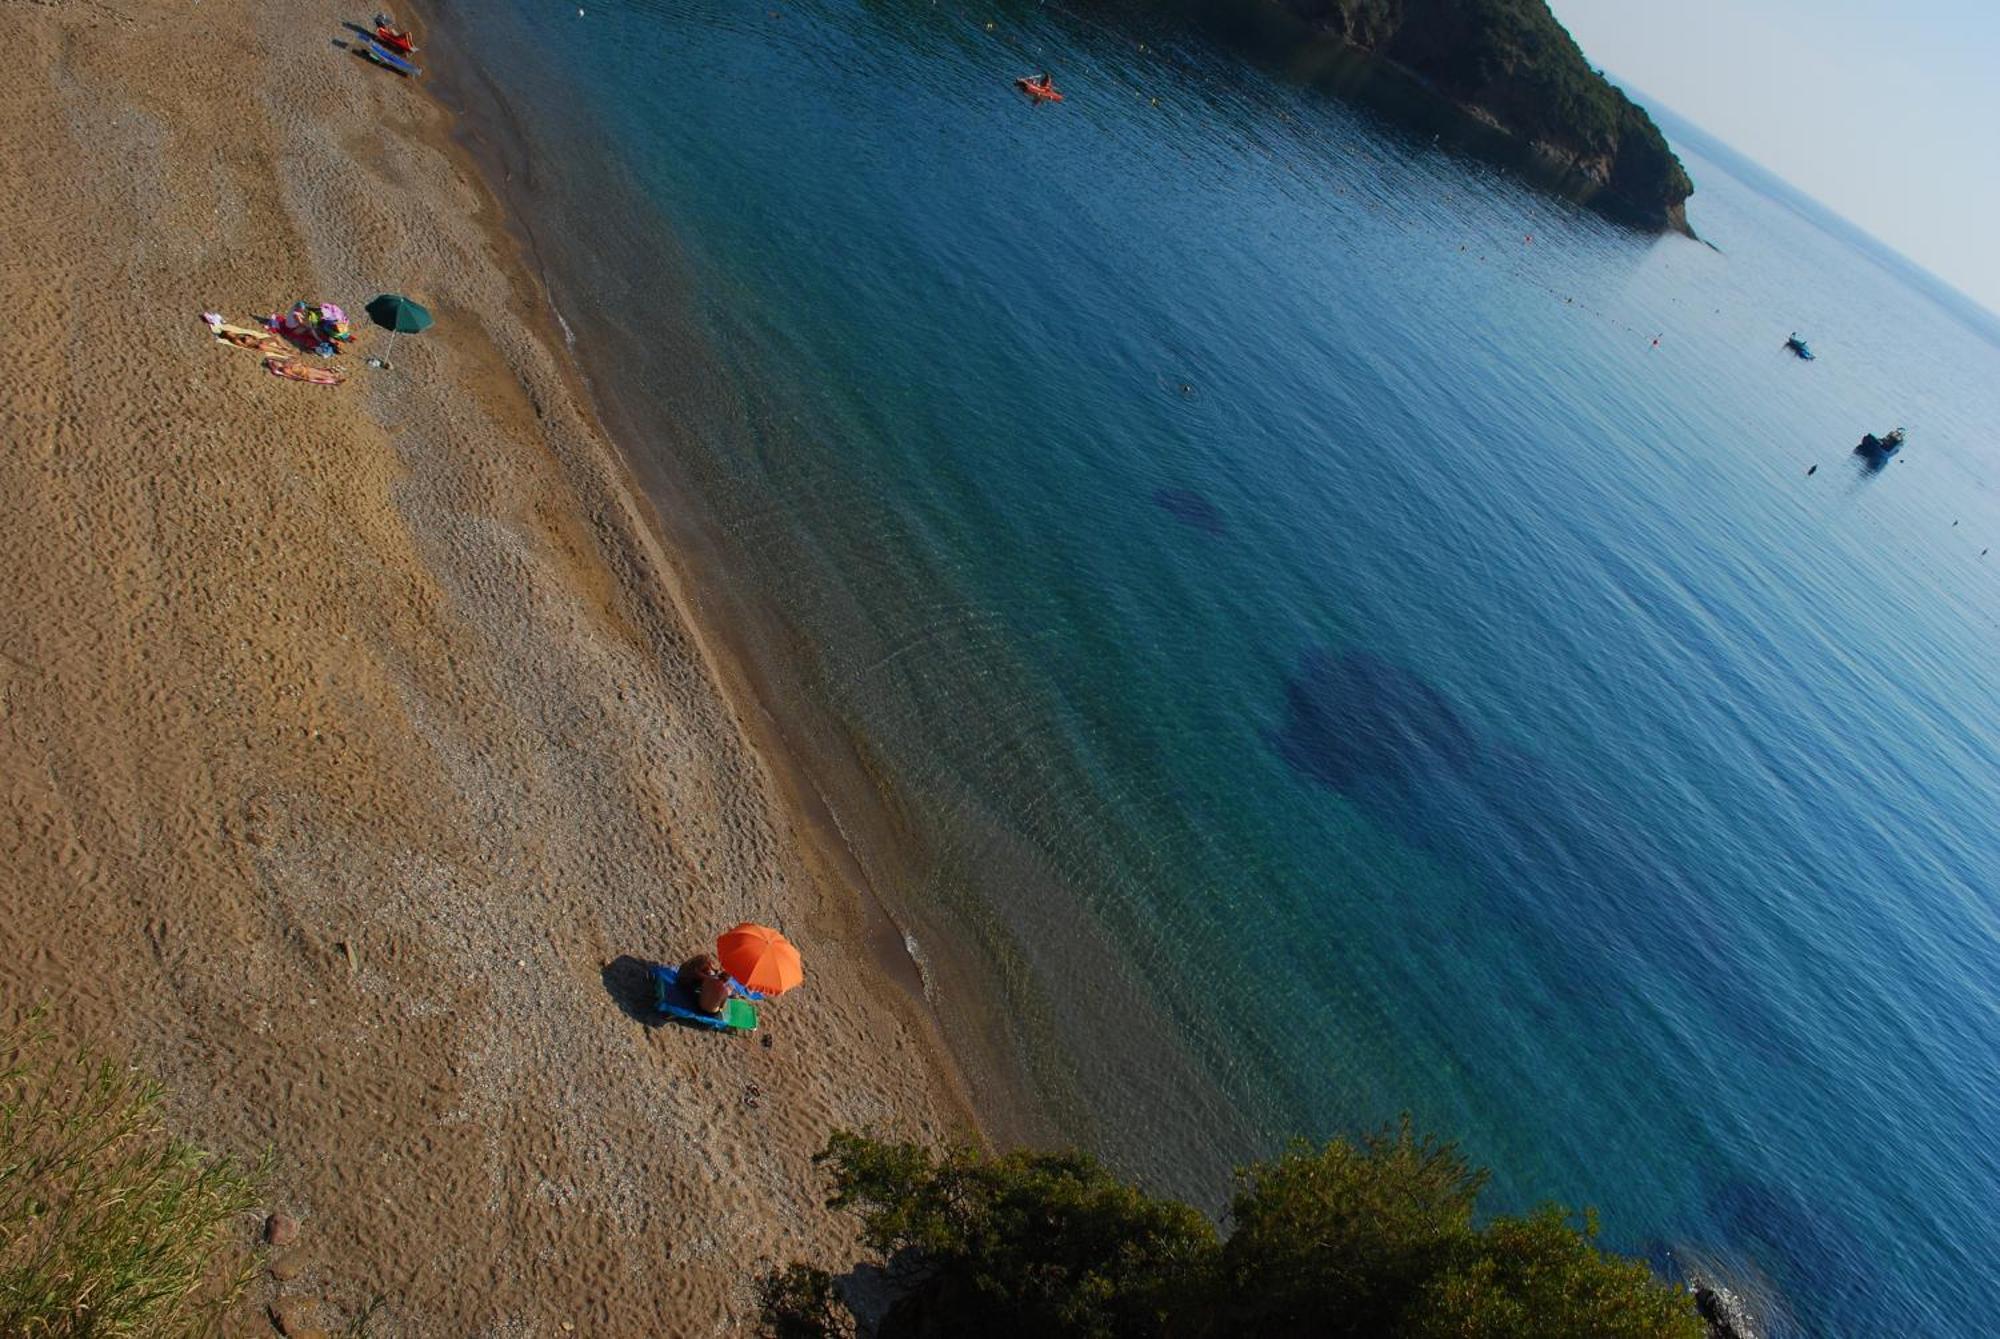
[433,0,2000,1331]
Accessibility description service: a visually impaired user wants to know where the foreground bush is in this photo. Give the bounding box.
[759,1121,1702,1339]
[756,1264,855,1339]
[0,1019,266,1336]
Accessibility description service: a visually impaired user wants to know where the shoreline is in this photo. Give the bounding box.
[407,0,947,1055]
[0,0,990,1330]
[408,0,1065,1157]
[403,0,1310,1199]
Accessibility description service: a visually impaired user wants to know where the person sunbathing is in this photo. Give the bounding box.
[677,953,730,1015]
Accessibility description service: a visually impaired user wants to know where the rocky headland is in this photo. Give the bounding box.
[1152,0,1696,233]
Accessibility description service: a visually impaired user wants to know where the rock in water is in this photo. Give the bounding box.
[1693,1281,1757,1339]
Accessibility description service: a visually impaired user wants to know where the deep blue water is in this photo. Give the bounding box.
[440,1,2000,1331]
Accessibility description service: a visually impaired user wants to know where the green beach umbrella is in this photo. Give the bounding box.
[364,292,433,366]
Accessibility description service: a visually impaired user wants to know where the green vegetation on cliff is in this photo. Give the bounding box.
[1271,0,1692,229]
[759,1122,1705,1338]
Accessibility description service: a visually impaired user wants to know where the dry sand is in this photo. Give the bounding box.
[0,1,976,1332]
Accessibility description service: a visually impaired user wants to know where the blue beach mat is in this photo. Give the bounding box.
[359,39,422,77]
[650,964,759,1032]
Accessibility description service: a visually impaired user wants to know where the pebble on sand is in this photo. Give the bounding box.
[264,1212,299,1247]
[266,1297,324,1339]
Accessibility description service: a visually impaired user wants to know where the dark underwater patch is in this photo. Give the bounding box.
[1270,647,1481,793]
[1152,487,1227,536]
[1269,646,1792,1064]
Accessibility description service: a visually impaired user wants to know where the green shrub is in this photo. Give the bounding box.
[817,1131,1217,1337]
[1218,1117,1487,1334]
[1407,1206,1704,1339]
[755,1264,853,1339]
[0,1018,266,1337]
[764,1124,1702,1339]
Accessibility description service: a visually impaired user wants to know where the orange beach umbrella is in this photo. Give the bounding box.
[716,922,804,996]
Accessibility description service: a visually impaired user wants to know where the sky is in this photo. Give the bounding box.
[1552,0,2000,316]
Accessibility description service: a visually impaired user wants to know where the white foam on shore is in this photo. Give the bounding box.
[903,931,935,1002]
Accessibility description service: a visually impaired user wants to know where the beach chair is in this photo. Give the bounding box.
[650,963,759,1032]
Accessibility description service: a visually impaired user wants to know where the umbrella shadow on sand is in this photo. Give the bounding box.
[602,954,667,1028]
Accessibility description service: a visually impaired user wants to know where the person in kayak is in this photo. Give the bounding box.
[1033,71,1054,92]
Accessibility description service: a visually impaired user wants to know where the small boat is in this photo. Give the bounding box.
[374,13,416,52]
[1854,427,1906,457]
[1016,75,1063,102]
[359,39,421,77]
[1784,332,1814,360]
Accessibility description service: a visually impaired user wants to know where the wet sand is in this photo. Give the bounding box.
[0,1,975,1332]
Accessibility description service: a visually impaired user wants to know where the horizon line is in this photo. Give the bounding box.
[1609,74,2000,334]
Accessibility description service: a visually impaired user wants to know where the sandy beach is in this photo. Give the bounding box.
[0,1,975,1332]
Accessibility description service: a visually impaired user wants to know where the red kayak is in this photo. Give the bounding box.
[1016,76,1063,102]
[374,22,416,53]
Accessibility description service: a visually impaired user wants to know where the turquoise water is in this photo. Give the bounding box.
[437,0,2000,1331]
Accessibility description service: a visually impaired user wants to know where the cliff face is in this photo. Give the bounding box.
[1264,0,1694,231]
